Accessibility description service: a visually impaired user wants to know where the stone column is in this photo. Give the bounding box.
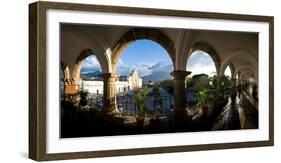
[170,70,191,125]
[101,73,118,114]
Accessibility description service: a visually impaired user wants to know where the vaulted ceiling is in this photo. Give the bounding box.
[61,24,258,83]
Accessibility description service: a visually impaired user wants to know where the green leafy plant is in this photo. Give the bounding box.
[134,88,148,119]
[196,89,210,106]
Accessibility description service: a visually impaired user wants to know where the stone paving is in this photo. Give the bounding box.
[212,93,258,130]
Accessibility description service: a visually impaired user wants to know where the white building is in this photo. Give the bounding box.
[80,69,142,94]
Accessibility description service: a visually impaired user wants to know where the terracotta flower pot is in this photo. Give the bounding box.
[201,105,209,116]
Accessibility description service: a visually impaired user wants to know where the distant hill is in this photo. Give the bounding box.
[81,70,102,78]
[142,71,172,81]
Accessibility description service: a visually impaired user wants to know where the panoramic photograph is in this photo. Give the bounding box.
[60,24,258,138]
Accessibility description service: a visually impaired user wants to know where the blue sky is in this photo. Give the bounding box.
[116,40,173,77]
[117,40,171,66]
[80,55,102,73]
[81,39,223,77]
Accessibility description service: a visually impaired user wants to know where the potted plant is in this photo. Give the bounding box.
[79,91,89,107]
[196,89,210,117]
[134,88,148,127]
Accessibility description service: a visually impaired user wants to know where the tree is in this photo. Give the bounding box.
[160,79,173,95]
[192,74,210,92]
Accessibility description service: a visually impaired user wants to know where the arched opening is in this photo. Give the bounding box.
[80,55,103,93]
[187,42,221,76]
[115,39,174,116]
[187,50,217,77]
[235,65,257,81]
[186,50,217,107]
[220,49,257,77]
[111,28,175,72]
[69,50,105,109]
[72,49,106,84]
[222,65,234,96]
[224,66,232,78]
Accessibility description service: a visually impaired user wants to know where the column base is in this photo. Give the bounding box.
[102,107,120,115]
[173,110,190,128]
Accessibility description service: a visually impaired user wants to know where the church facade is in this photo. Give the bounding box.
[80,69,142,95]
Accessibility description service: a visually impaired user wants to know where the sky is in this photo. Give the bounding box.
[80,55,102,73]
[116,40,173,77]
[186,50,216,77]
[81,39,221,77]
[224,66,232,77]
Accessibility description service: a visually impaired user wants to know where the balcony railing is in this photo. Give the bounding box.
[87,94,103,109]
[116,94,174,116]
[85,93,174,116]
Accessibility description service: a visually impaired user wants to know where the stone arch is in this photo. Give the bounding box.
[186,42,221,76]
[234,65,257,80]
[220,49,257,77]
[61,27,112,74]
[241,71,254,78]
[240,71,256,83]
[241,71,256,82]
[111,28,176,72]
[60,61,70,79]
[72,49,107,84]
[223,63,235,79]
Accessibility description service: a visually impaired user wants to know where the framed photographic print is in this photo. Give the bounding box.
[29,1,274,161]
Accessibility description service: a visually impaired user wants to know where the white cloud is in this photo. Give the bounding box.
[116,60,173,77]
[137,64,152,76]
[148,61,173,73]
[116,59,131,75]
[81,55,102,73]
[188,64,216,77]
[116,59,126,67]
[187,50,217,77]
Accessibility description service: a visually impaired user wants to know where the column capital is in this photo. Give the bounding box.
[170,70,191,80]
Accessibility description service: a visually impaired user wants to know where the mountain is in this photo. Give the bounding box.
[142,71,173,81]
[81,70,102,78]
